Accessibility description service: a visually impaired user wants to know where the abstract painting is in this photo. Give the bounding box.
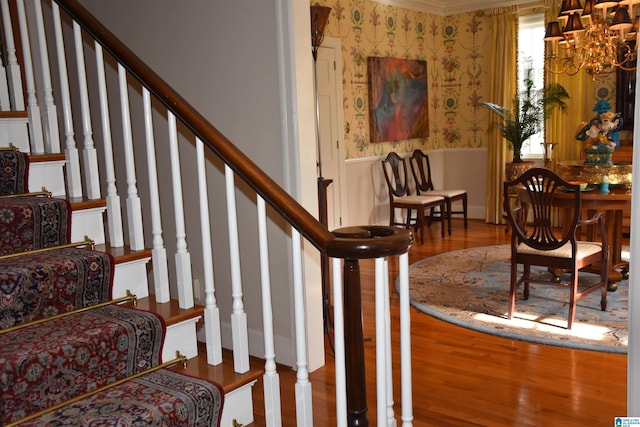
[367,57,429,142]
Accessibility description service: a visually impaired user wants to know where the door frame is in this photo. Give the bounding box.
[318,37,348,228]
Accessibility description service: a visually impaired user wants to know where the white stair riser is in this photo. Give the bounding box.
[71,207,106,245]
[111,257,151,300]
[220,381,257,427]
[162,316,201,362]
[28,160,66,197]
[0,118,29,153]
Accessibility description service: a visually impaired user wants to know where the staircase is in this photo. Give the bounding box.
[0,0,416,425]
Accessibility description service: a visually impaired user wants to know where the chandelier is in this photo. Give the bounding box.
[544,0,639,77]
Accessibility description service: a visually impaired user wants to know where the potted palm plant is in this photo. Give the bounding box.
[480,68,569,179]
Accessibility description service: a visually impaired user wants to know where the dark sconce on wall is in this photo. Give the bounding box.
[311,5,331,60]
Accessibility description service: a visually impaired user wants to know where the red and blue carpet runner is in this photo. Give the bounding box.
[0,247,113,328]
[0,196,71,255]
[0,150,29,196]
[17,369,224,426]
[0,304,165,424]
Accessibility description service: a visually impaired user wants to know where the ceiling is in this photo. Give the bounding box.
[371,0,529,16]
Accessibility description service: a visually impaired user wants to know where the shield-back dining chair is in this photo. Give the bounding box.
[503,167,608,329]
[409,149,468,235]
[381,152,446,244]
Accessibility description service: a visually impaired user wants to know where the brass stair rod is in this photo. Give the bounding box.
[0,143,17,151]
[5,351,188,427]
[0,236,95,260]
[0,290,137,335]
[0,187,52,199]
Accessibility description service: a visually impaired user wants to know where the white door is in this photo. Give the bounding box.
[316,40,345,231]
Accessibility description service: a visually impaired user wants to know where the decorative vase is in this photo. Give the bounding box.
[584,146,615,166]
[505,160,536,182]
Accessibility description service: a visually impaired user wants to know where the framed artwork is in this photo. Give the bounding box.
[367,57,429,143]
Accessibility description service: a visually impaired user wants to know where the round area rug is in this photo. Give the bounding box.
[404,245,628,353]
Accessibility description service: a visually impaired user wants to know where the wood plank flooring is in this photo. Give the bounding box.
[252,219,627,426]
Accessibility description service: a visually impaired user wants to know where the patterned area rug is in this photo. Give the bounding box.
[405,245,628,353]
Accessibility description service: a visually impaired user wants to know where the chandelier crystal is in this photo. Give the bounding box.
[544,0,639,77]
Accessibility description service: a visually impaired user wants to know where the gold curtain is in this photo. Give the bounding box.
[485,6,518,224]
[544,0,596,164]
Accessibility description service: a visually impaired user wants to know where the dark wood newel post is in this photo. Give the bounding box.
[330,225,412,427]
[343,258,368,427]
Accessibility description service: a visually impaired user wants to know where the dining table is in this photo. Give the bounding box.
[552,186,632,291]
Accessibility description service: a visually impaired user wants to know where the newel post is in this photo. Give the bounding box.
[331,226,413,427]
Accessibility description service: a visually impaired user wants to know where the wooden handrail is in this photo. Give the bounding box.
[52,0,412,260]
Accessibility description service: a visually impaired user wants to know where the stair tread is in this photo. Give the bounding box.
[171,342,264,394]
[94,243,152,263]
[68,196,107,210]
[0,110,28,119]
[130,295,204,326]
[28,153,65,163]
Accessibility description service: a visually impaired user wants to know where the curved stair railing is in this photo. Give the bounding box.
[0,0,415,425]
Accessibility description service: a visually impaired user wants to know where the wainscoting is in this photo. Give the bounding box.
[343,148,488,227]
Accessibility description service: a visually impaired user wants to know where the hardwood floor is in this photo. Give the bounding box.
[252,219,627,426]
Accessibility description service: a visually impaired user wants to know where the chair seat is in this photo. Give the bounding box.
[516,239,602,259]
[395,195,444,205]
[425,189,466,198]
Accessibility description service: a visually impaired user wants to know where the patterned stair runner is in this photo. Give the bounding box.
[0,152,225,425]
[0,150,29,196]
[17,369,224,426]
[0,247,113,328]
[0,196,71,255]
[0,304,165,424]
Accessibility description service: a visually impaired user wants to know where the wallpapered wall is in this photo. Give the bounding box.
[313,0,617,160]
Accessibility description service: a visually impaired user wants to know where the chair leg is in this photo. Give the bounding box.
[509,261,518,319]
[417,206,425,244]
[445,199,452,236]
[567,272,578,329]
[463,194,468,229]
[523,264,530,300]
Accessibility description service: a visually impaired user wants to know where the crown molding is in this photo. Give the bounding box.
[369,0,528,16]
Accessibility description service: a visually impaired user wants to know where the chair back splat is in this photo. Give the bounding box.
[503,167,608,329]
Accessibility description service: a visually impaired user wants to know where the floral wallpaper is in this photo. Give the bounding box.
[312,0,618,159]
[313,0,492,159]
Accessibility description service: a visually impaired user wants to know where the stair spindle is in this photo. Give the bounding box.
[0,0,23,111]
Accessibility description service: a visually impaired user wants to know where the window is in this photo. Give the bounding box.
[518,13,546,158]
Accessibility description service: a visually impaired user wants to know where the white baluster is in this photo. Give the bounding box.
[197,136,221,364]
[257,196,282,426]
[52,3,81,197]
[118,64,144,250]
[292,228,312,425]
[15,0,44,153]
[332,257,347,427]
[143,88,169,302]
[168,112,193,309]
[32,0,60,152]
[95,43,123,247]
[225,164,249,373]
[375,257,388,427]
[73,22,100,198]
[0,0,23,110]
[398,252,413,426]
[383,258,396,427]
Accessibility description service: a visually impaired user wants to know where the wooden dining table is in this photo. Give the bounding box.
[552,187,632,290]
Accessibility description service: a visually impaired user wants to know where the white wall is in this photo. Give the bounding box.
[78,0,324,369]
[344,148,488,227]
